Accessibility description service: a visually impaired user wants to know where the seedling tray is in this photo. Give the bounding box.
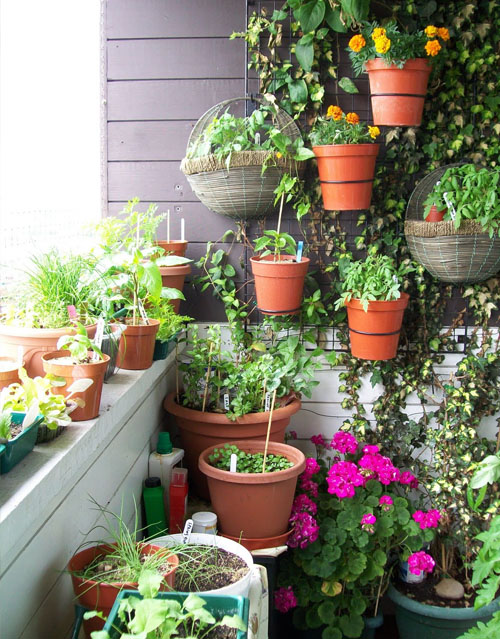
[0,412,43,474]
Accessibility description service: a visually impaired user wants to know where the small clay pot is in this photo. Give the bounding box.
[117,319,160,370]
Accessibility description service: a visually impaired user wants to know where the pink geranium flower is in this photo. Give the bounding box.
[331,431,358,454]
[275,586,298,613]
[408,551,435,575]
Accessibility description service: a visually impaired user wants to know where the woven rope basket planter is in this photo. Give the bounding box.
[180,97,304,220]
[404,165,500,284]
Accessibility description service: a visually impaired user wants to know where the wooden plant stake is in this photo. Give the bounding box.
[262,388,277,473]
[201,342,214,412]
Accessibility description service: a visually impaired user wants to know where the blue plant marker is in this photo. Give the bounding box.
[296,240,304,262]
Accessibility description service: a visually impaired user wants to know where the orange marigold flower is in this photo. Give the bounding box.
[425,39,442,57]
[368,126,380,139]
[438,27,450,41]
[372,27,386,40]
[349,34,366,53]
[327,105,343,120]
[425,25,438,38]
[346,112,360,125]
[374,35,391,54]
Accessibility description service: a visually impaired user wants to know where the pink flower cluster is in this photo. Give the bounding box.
[408,551,435,575]
[310,434,327,448]
[379,495,393,511]
[400,471,419,489]
[299,457,320,497]
[274,586,298,613]
[331,431,358,455]
[359,448,401,485]
[361,513,376,533]
[326,461,365,499]
[413,509,441,529]
[288,512,320,548]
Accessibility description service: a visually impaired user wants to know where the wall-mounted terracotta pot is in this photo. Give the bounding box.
[250,255,309,316]
[159,264,191,313]
[155,240,188,257]
[117,319,160,370]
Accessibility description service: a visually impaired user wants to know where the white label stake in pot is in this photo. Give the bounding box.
[230,453,238,473]
[182,518,193,544]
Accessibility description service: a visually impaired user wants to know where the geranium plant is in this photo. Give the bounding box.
[276,432,439,639]
[309,106,380,146]
[348,21,450,75]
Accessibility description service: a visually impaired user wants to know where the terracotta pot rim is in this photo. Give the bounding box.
[41,351,111,367]
[119,318,160,330]
[250,255,310,266]
[365,57,431,71]
[159,264,191,275]
[199,439,306,484]
[164,392,301,425]
[156,240,188,246]
[346,292,410,312]
[0,323,96,338]
[313,143,380,156]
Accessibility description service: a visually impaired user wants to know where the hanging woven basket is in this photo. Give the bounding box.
[404,165,500,284]
[180,96,304,220]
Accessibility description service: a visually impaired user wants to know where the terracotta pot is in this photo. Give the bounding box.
[0,357,22,390]
[118,319,160,370]
[250,255,310,316]
[346,293,409,360]
[41,351,110,421]
[68,543,178,638]
[222,529,292,551]
[365,58,432,126]
[159,264,191,313]
[155,240,188,257]
[313,144,379,211]
[164,392,301,499]
[199,440,306,539]
[0,324,96,378]
[425,205,446,222]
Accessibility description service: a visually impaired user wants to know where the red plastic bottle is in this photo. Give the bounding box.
[169,467,188,534]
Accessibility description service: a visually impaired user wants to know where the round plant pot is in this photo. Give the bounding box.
[68,543,178,638]
[155,240,188,257]
[164,392,301,499]
[250,255,310,316]
[362,613,384,639]
[41,351,110,421]
[222,529,292,552]
[425,205,446,222]
[117,319,160,370]
[0,357,22,390]
[0,324,96,378]
[346,293,409,361]
[199,440,306,539]
[159,263,191,313]
[150,532,254,598]
[365,58,432,127]
[313,144,379,211]
[388,584,500,639]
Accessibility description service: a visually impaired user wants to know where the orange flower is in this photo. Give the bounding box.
[349,34,366,53]
[372,27,386,40]
[327,105,343,121]
[425,39,442,57]
[374,35,391,54]
[368,126,380,139]
[425,25,438,38]
[346,112,360,125]
[438,27,450,41]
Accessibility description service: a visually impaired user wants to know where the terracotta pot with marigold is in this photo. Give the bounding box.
[275,431,440,639]
[309,106,380,211]
[348,21,450,126]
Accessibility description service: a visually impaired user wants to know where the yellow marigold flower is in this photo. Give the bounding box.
[425,25,438,38]
[346,112,360,125]
[368,126,380,139]
[438,27,450,41]
[327,105,343,121]
[276,151,283,159]
[374,35,391,54]
[349,34,366,53]
[425,39,442,57]
[372,27,386,40]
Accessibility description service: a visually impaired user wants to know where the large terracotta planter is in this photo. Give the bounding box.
[159,264,191,313]
[164,392,301,499]
[250,255,310,316]
[155,240,188,257]
[0,324,96,378]
[117,319,160,370]
[346,293,409,360]
[68,543,178,638]
[41,351,110,421]
[313,144,379,211]
[0,357,22,390]
[365,58,432,127]
[199,440,306,539]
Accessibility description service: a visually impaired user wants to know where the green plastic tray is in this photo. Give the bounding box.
[153,331,181,361]
[103,590,249,638]
[0,412,43,474]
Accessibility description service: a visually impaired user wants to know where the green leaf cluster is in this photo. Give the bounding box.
[208,443,293,473]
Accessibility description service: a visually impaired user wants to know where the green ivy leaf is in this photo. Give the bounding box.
[295,39,315,72]
[324,4,347,32]
[288,78,308,103]
[338,77,359,94]
[295,0,326,33]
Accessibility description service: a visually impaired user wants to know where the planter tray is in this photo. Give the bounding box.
[0,412,43,474]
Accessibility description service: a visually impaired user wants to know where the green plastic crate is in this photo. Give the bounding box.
[153,332,181,361]
[103,590,249,639]
[0,412,43,474]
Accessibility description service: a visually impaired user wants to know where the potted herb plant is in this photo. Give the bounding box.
[310,106,380,211]
[334,252,413,360]
[147,296,192,361]
[348,21,450,126]
[41,323,110,421]
[0,405,43,473]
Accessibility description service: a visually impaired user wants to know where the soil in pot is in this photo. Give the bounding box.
[396,575,476,608]
[175,546,249,592]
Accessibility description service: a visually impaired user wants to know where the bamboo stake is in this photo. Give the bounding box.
[374,572,384,617]
[276,193,285,235]
[175,342,180,404]
[201,342,214,412]
[262,389,277,473]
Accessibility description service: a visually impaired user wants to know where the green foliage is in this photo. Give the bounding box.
[0,412,12,441]
[57,322,104,363]
[147,297,192,343]
[254,230,297,259]
[309,107,380,146]
[208,443,293,473]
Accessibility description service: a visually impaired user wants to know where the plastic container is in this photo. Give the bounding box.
[148,433,184,513]
[192,511,217,534]
[169,467,188,534]
[0,412,43,474]
[143,477,168,538]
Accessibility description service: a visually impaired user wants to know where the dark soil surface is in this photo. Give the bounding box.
[9,424,22,439]
[396,575,475,608]
[84,551,173,583]
[175,546,249,592]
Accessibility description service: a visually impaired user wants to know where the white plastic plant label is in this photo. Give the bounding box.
[223,393,230,411]
[182,518,193,543]
[264,392,271,412]
[230,453,238,473]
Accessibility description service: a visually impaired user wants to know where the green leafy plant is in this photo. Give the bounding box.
[309,105,380,146]
[423,164,500,236]
[56,322,104,364]
[0,412,12,441]
[208,443,293,473]
[147,297,192,343]
[253,230,297,260]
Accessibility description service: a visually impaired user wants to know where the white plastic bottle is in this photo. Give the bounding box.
[148,432,184,513]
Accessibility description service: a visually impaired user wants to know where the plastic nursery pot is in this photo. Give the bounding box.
[0,411,43,474]
[346,293,409,361]
[164,392,301,499]
[361,613,384,639]
[199,440,306,540]
[155,239,188,257]
[0,356,22,390]
[68,543,179,639]
[117,318,160,370]
[425,205,446,222]
[312,144,380,211]
[0,323,96,378]
[41,351,110,421]
[222,529,292,552]
[388,584,500,639]
[153,332,180,361]
[159,263,191,313]
[250,255,310,316]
